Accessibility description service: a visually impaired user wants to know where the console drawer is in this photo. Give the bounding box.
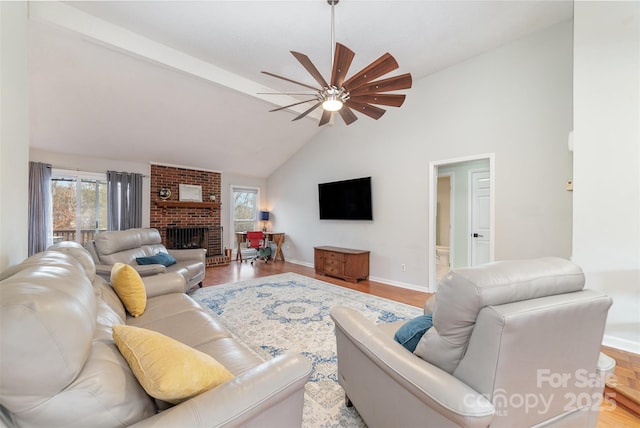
[314,246,369,283]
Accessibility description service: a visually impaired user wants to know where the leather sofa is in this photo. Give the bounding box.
[331,257,614,428]
[0,242,311,428]
[85,228,206,290]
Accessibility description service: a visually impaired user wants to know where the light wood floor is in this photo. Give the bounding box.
[203,260,640,427]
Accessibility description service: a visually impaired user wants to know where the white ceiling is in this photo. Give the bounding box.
[28,0,573,177]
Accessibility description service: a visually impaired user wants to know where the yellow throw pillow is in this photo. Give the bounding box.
[110,263,146,317]
[112,325,234,403]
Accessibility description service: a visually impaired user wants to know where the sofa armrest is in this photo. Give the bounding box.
[331,306,494,428]
[134,264,168,276]
[128,351,311,428]
[142,273,186,297]
[167,248,207,263]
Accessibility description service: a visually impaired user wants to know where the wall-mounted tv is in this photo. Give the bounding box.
[318,176,373,220]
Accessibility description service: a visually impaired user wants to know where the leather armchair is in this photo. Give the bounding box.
[331,257,614,428]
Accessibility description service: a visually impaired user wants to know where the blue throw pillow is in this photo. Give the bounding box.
[393,314,433,352]
[136,252,177,267]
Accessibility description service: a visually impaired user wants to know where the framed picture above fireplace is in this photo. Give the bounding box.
[179,184,202,202]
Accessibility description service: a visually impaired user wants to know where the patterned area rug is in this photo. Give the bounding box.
[190,272,422,427]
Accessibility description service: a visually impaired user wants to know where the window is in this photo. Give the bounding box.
[231,186,259,248]
[51,169,107,245]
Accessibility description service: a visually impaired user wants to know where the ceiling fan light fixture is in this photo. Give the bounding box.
[321,86,348,111]
[322,98,343,112]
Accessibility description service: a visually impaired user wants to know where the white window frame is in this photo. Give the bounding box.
[229,185,261,254]
[51,169,107,244]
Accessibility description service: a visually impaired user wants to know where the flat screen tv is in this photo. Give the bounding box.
[318,177,373,220]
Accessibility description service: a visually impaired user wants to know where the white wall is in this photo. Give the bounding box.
[268,21,574,290]
[573,1,640,353]
[0,2,29,270]
[30,149,152,227]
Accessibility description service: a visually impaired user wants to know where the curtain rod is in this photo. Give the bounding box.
[52,166,149,178]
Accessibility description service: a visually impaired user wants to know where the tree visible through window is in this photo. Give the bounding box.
[51,170,107,245]
[232,187,259,249]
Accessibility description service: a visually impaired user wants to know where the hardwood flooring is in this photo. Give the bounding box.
[203,261,640,427]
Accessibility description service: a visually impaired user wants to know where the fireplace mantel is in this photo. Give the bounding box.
[155,201,220,211]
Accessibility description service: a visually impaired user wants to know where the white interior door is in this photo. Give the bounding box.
[470,169,490,266]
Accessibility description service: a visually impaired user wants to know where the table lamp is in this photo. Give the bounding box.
[259,211,270,232]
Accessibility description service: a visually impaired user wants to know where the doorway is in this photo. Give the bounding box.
[428,154,495,291]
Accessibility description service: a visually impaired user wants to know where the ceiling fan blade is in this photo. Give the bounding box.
[342,52,399,91]
[331,43,355,87]
[345,100,386,120]
[338,107,358,125]
[258,92,318,95]
[291,51,329,88]
[319,109,333,126]
[349,73,413,96]
[349,93,406,108]
[292,101,323,121]
[261,71,320,91]
[269,98,319,113]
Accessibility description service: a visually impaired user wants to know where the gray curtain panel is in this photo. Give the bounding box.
[107,170,143,231]
[28,162,52,256]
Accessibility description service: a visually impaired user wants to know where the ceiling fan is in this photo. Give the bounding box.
[261,0,412,126]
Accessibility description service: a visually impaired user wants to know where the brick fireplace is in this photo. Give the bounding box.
[150,164,229,266]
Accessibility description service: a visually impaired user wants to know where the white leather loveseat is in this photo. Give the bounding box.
[0,242,311,428]
[85,228,206,290]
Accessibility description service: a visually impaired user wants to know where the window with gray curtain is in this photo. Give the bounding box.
[107,170,143,231]
[28,162,52,255]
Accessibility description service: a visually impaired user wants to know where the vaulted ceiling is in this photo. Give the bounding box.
[28,1,573,177]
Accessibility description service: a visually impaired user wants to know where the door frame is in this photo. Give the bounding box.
[436,172,454,271]
[428,153,495,292]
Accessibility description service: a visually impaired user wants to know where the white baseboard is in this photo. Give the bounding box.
[285,259,313,268]
[602,334,640,355]
[368,276,430,293]
[286,259,429,294]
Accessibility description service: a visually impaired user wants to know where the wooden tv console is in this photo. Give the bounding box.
[314,246,370,283]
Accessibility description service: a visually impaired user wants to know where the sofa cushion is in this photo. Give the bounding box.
[113,325,234,404]
[0,252,96,410]
[127,293,231,340]
[136,252,177,267]
[111,263,147,317]
[48,241,97,280]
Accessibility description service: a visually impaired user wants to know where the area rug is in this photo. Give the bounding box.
[189,272,423,427]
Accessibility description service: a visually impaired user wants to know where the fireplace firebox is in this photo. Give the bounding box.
[165,226,223,256]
